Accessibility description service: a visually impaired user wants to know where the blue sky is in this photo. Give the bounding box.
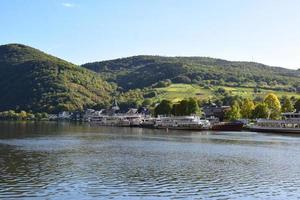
[1,0,300,69]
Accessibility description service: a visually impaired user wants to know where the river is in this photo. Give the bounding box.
[0,121,300,199]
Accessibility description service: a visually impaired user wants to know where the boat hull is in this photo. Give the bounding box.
[155,126,209,131]
[211,122,244,131]
[249,126,300,134]
[140,124,155,129]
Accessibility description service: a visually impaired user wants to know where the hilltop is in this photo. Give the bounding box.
[83,55,300,91]
[0,44,115,113]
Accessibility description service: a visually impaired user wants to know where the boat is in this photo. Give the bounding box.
[141,117,156,128]
[249,112,300,134]
[90,114,143,127]
[154,116,210,130]
[211,121,244,131]
[90,115,120,126]
[118,118,131,127]
[127,115,143,127]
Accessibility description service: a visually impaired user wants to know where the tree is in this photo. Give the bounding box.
[225,101,241,121]
[221,94,243,106]
[154,100,172,116]
[19,110,27,120]
[253,87,261,93]
[171,103,181,116]
[281,96,294,113]
[186,98,199,115]
[7,110,17,120]
[240,98,255,119]
[171,98,199,116]
[142,99,152,107]
[216,87,226,95]
[172,75,191,84]
[295,99,300,112]
[252,103,269,119]
[264,93,281,119]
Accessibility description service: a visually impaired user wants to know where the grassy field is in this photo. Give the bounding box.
[222,86,300,99]
[151,84,300,103]
[152,84,211,103]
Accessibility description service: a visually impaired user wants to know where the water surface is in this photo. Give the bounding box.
[0,121,300,199]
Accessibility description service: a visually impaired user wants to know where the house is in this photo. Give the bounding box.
[202,103,230,121]
[58,111,72,120]
[126,108,138,115]
[83,109,104,121]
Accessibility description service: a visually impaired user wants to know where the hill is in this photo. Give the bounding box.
[0,44,115,113]
[83,56,300,91]
[151,83,300,103]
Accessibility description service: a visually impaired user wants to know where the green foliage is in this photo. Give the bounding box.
[143,91,157,98]
[171,98,199,116]
[264,93,281,119]
[142,99,153,107]
[225,101,241,121]
[252,103,269,119]
[215,87,226,95]
[172,75,191,84]
[1,44,299,116]
[154,100,173,116]
[83,55,300,91]
[118,89,144,111]
[281,96,294,113]
[0,110,48,121]
[295,99,300,112]
[0,44,115,113]
[240,99,255,119]
[152,79,172,88]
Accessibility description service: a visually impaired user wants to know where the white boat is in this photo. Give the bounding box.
[90,114,143,127]
[154,116,210,130]
[141,117,156,128]
[90,115,120,126]
[249,112,300,134]
[118,118,131,127]
[126,115,143,127]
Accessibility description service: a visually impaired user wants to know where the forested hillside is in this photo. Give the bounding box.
[0,44,115,113]
[1,44,299,113]
[83,56,300,91]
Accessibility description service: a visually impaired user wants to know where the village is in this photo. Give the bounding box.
[52,99,300,133]
[50,100,237,130]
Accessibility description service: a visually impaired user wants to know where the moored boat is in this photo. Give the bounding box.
[90,114,143,127]
[141,117,156,128]
[211,121,244,131]
[154,116,210,130]
[249,112,300,134]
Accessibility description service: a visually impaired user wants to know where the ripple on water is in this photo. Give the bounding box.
[1,126,300,199]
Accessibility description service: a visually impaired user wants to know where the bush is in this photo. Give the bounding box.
[143,91,157,98]
[172,75,191,84]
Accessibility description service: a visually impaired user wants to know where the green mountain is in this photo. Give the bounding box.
[83,56,300,91]
[0,44,115,113]
[1,44,299,113]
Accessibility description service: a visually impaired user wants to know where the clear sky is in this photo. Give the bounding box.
[1,0,300,69]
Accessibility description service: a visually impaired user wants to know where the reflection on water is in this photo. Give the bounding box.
[0,122,300,199]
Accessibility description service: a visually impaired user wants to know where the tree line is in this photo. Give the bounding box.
[0,110,49,121]
[154,98,200,116]
[225,93,300,120]
[154,94,300,120]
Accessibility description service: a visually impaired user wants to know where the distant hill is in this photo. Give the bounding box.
[83,56,300,91]
[0,44,115,113]
[1,44,299,113]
